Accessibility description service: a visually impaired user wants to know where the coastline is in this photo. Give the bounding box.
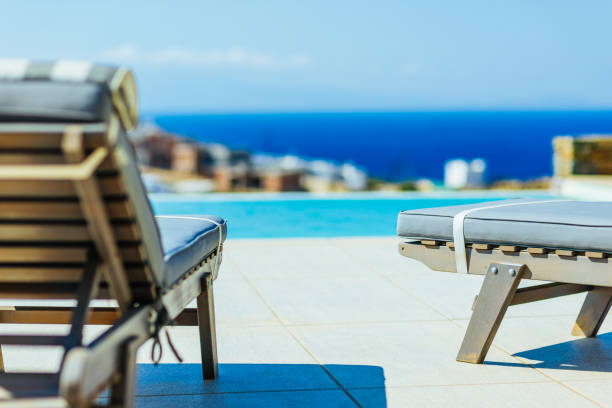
[149,189,556,202]
[152,110,612,182]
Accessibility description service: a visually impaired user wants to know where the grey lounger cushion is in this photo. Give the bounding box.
[397,199,612,253]
[157,216,228,285]
[0,61,121,123]
[0,81,112,123]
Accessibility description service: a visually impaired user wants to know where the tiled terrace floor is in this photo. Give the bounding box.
[4,237,612,407]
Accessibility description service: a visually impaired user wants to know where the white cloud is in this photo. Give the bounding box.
[98,43,141,60]
[97,44,311,69]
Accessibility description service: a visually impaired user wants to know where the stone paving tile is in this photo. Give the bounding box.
[329,237,411,278]
[563,380,612,407]
[202,277,279,327]
[136,325,316,366]
[215,254,246,281]
[250,275,445,325]
[0,323,71,372]
[289,321,549,388]
[130,325,332,396]
[350,382,598,408]
[229,238,371,280]
[133,389,357,408]
[467,315,612,383]
[132,363,339,397]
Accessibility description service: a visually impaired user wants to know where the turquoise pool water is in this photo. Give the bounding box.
[150,191,557,239]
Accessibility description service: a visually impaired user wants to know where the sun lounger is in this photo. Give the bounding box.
[0,60,227,407]
[397,199,612,364]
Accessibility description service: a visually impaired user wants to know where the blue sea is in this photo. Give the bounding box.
[151,191,556,238]
[152,111,612,181]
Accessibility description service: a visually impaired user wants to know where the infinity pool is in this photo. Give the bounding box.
[150,191,557,238]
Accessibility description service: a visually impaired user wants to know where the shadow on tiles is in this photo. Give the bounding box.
[486,332,612,372]
[131,363,387,407]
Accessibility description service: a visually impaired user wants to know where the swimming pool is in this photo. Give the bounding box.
[151,191,557,238]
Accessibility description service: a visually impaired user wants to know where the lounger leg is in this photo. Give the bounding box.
[0,346,4,372]
[109,338,138,408]
[197,275,218,380]
[572,287,612,337]
[457,263,525,364]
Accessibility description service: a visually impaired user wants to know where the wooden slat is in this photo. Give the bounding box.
[556,249,577,257]
[0,306,198,326]
[0,153,118,172]
[0,283,154,300]
[443,242,474,248]
[0,200,131,221]
[499,245,519,252]
[0,246,144,264]
[473,243,492,250]
[421,240,440,246]
[0,266,82,282]
[117,223,141,242]
[0,307,120,325]
[121,265,151,282]
[97,155,119,173]
[586,251,606,259]
[0,180,76,197]
[0,224,139,242]
[527,247,549,254]
[0,201,81,219]
[0,266,150,283]
[0,282,80,299]
[120,246,147,263]
[0,130,105,149]
[0,177,124,198]
[107,200,134,220]
[0,148,108,181]
[0,153,64,164]
[0,247,87,263]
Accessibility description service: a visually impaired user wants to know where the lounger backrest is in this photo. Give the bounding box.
[0,60,166,308]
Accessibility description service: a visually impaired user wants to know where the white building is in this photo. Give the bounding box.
[341,163,368,190]
[444,159,469,188]
[444,158,487,189]
[467,158,487,188]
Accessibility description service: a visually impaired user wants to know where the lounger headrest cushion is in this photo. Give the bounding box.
[0,60,138,130]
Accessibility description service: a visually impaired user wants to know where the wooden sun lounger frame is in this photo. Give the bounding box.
[399,240,612,364]
[0,120,221,408]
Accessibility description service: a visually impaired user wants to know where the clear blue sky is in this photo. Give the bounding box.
[2,1,611,113]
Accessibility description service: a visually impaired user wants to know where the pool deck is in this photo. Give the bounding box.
[4,237,612,407]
